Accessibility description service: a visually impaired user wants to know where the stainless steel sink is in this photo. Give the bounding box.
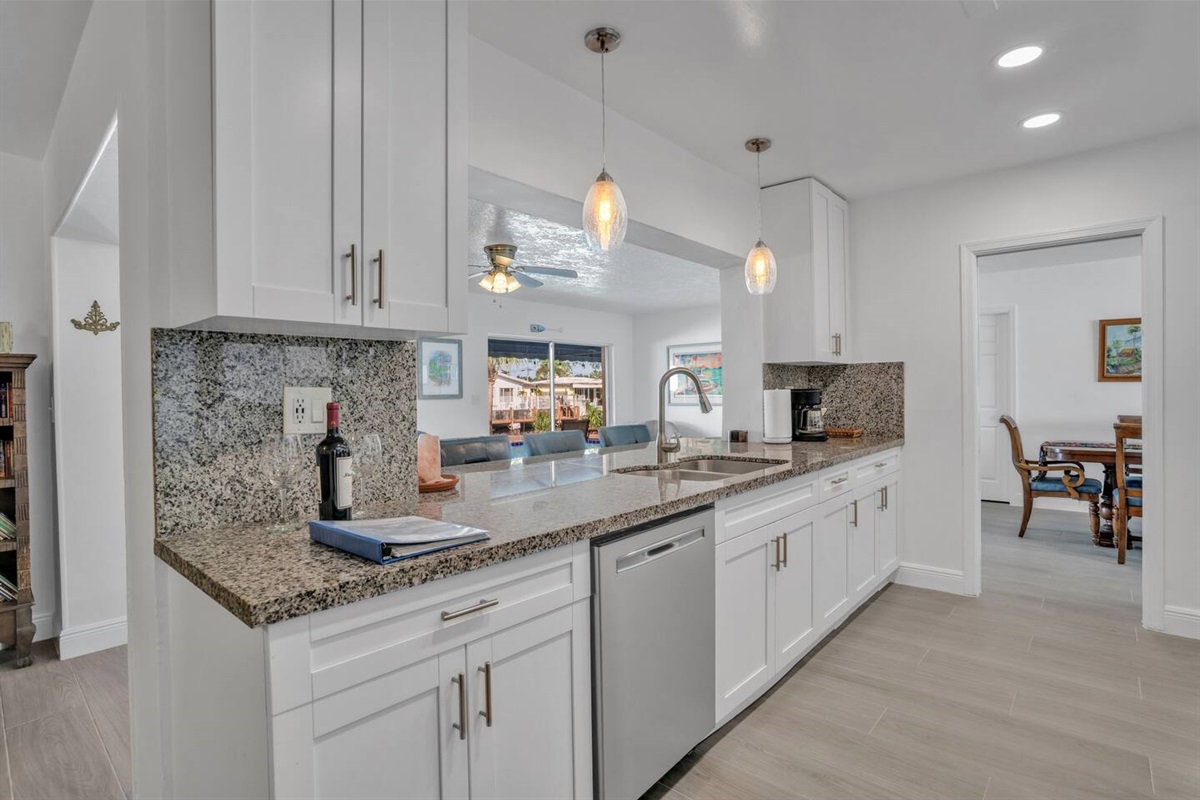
[617,468,729,482]
[679,458,784,474]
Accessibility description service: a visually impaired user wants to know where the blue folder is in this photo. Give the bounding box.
[309,516,490,564]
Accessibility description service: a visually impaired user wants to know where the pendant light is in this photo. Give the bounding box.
[582,27,628,253]
[744,138,777,295]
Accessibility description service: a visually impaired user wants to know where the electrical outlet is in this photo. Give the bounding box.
[283,387,333,435]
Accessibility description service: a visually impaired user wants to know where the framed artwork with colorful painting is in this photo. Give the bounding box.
[418,338,463,399]
[667,342,723,405]
[1098,318,1141,382]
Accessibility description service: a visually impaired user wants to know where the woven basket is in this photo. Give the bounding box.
[825,426,865,439]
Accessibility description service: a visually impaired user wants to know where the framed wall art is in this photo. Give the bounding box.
[418,338,464,399]
[667,342,723,405]
[1098,318,1141,382]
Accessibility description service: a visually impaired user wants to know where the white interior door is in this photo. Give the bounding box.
[978,311,1013,503]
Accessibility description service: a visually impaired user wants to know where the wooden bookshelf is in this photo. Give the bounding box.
[0,354,36,668]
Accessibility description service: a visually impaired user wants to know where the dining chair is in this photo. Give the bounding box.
[524,430,588,456]
[440,435,512,466]
[598,424,653,447]
[999,415,1102,538]
[1113,420,1143,565]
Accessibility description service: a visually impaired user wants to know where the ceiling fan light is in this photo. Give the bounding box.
[744,240,777,295]
[583,171,628,253]
[478,271,495,292]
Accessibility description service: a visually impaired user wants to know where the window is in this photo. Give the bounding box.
[487,339,608,441]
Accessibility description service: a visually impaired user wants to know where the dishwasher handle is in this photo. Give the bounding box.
[614,526,705,573]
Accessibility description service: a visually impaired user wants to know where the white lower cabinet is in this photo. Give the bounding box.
[161,542,592,800]
[716,448,903,725]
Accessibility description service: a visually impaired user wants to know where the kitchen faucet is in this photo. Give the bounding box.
[657,367,713,463]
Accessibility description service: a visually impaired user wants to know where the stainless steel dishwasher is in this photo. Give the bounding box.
[592,507,715,800]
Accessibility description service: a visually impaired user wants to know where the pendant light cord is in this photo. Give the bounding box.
[756,150,763,238]
[601,50,607,171]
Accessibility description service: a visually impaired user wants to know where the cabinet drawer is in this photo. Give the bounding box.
[853,449,901,484]
[306,545,584,700]
[818,464,855,502]
[717,474,818,544]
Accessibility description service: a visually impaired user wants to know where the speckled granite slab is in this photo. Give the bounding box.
[763,361,904,437]
[154,436,902,627]
[152,329,418,536]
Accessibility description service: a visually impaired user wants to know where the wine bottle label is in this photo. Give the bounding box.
[336,456,353,510]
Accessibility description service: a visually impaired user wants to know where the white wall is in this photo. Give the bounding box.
[979,251,1142,511]
[51,238,127,657]
[0,151,58,642]
[720,266,765,440]
[417,293,634,439]
[630,305,723,438]
[41,0,166,793]
[852,128,1200,630]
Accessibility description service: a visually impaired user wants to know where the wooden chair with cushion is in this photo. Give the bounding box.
[1113,420,1143,565]
[999,415,1102,538]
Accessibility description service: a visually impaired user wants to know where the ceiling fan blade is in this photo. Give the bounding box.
[517,274,544,289]
[518,266,579,278]
[467,270,490,279]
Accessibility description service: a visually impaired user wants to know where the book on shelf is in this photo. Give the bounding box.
[0,512,14,539]
[0,574,16,602]
[0,385,7,418]
[0,439,10,478]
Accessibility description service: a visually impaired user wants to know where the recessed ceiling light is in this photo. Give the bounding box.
[997,45,1044,68]
[1021,112,1061,129]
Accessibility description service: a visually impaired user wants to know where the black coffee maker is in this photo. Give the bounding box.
[791,388,827,442]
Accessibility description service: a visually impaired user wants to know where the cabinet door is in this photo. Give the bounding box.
[774,511,816,668]
[301,651,468,800]
[877,477,900,575]
[715,525,777,720]
[814,501,850,628]
[467,605,581,800]
[848,484,879,603]
[212,0,360,325]
[362,0,467,334]
[811,182,849,361]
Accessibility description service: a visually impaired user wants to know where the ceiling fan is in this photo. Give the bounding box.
[468,244,580,294]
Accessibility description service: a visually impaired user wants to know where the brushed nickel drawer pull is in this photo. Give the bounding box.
[829,475,849,486]
[345,244,358,305]
[478,661,493,726]
[852,499,859,527]
[441,597,499,621]
[874,461,888,469]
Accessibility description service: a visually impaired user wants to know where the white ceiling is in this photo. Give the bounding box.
[979,235,1141,274]
[468,0,1200,199]
[467,199,720,315]
[0,0,92,159]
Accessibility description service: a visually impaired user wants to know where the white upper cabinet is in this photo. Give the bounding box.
[761,178,850,364]
[171,0,465,339]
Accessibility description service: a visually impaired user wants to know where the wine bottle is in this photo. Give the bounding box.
[317,402,353,521]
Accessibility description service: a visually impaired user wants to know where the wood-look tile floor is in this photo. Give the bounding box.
[650,504,1200,800]
[0,642,128,800]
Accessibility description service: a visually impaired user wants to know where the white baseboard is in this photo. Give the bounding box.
[58,617,128,660]
[1161,606,1200,640]
[33,610,56,643]
[894,562,967,595]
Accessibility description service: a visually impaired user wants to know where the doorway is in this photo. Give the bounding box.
[49,118,127,659]
[959,218,1164,631]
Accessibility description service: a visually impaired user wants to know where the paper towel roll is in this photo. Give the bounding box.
[763,389,793,444]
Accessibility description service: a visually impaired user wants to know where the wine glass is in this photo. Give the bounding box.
[350,433,383,516]
[260,433,306,527]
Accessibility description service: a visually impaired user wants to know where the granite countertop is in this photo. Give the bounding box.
[154,435,903,627]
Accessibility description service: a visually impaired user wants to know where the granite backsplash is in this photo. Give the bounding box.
[762,361,904,437]
[152,329,418,536]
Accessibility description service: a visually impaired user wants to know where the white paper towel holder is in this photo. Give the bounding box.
[763,389,793,444]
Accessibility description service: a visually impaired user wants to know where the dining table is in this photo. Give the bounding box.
[1038,439,1142,548]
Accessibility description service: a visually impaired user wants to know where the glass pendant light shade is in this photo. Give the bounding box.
[479,269,521,294]
[744,239,777,295]
[583,170,627,253]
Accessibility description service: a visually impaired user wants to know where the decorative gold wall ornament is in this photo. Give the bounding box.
[71,301,120,335]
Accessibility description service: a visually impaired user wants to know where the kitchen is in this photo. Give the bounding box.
[0,1,1197,799]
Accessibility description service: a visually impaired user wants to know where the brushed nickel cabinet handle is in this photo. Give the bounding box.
[781,533,788,568]
[884,485,889,510]
[874,461,888,469]
[772,536,782,572]
[852,499,859,527]
[373,249,384,309]
[452,673,467,740]
[830,475,849,486]
[478,662,493,726]
[441,597,499,621]
[345,244,358,305]
[878,488,886,512]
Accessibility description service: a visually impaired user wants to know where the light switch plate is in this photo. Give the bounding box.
[283,387,333,435]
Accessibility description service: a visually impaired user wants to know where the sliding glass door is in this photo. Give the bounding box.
[488,339,608,442]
